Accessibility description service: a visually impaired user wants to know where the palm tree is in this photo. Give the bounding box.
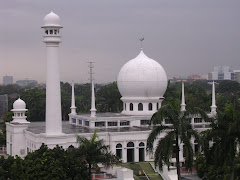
[76,130,118,180]
[147,99,208,180]
[203,104,240,180]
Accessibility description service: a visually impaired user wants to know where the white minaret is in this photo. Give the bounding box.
[211,81,217,116]
[90,80,97,117]
[11,98,29,124]
[181,82,186,112]
[42,12,63,135]
[70,81,77,115]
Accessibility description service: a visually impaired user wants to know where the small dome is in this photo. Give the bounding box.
[117,50,167,99]
[13,98,26,110]
[43,11,61,27]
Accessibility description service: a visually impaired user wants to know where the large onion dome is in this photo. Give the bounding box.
[117,49,167,116]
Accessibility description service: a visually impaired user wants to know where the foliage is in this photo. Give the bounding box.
[96,82,122,112]
[0,144,88,180]
[77,130,118,179]
[20,88,46,122]
[147,99,207,180]
[195,104,240,180]
[0,112,13,146]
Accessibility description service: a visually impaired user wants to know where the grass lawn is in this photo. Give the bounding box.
[117,162,163,180]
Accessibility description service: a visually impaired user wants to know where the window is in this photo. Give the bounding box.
[50,30,53,34]
[157,103,159,110]
[116,143,122,158]
[72,118,76,123]
[138,103,143,111]
[218,73,224,80]
[108,122,117,126]
[194,118,202,123]
[45,30,48,34]
[116,144,122,148]
[95,122,105,127]
[54,30,57,34]
[148,103,152,111]
[139,142,145,147]
[127,142,134,147]
[125,103,126,110]
[231,73,236,80]
[78,119,82,125]
[130,103,133,111]
[85,121,89,126]
[141,120,150,125]
[120,121,130,126]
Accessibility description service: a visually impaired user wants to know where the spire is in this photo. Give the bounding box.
[181,82,186,112]
[139,36,144,50]
[211,81,217,116]
[70,81,77,115]
[90,80,97,117]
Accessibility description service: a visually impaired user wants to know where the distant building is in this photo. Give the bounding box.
[16,80,38,88]
[0,94,8,118]
[209,66,240,82]
[3,76,13,85]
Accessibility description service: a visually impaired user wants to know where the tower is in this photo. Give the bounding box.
[211,81,217,116]
[70,81,77,115]
[180,82,186,112]
[88,62,97,117]
[41,12,63,135]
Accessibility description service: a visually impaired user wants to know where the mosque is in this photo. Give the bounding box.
[6,12,216,166]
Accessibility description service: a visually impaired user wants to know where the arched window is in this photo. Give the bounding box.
[116,143,122,148]
[138,103,143,111]
[127,142,134,147]
[116,143,122,159]
[139,142,145,147]
[130,103,133,111]
[148,103,152,111]
[125,103,126,110]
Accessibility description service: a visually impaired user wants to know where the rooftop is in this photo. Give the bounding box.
[26,121,152,134]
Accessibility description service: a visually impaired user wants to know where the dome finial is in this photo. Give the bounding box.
[139,36,144,50]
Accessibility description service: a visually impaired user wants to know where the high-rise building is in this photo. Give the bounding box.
[3,76,13,85]
[209,66,240,81]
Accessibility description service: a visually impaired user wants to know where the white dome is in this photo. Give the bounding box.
[13,98,26,110]
[43,11,61,27]
[117,50,167,99]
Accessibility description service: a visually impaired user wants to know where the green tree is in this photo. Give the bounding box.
[20,88,46,122]
[96,82,122,112]
[77,130,118,180]
[0,112,13,146]
[147,100,207,180]
[196,104,240,180]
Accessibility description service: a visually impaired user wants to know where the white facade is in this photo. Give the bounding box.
[211,66,235,80]
[6,12,215,169]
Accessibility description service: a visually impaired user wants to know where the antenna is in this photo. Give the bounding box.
[87,62,95,84]
[139,36,144,49]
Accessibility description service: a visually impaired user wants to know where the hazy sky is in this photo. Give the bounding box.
[0,0,240,84]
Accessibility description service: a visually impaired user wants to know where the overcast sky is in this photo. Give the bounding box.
[0,0,240,84]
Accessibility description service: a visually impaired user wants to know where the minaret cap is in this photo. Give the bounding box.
[42,11,62,28]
